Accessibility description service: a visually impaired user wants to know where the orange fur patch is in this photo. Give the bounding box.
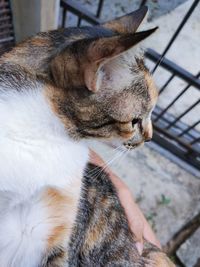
[42,178,82,251]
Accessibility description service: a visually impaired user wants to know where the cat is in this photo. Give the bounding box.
[0,6,175,267]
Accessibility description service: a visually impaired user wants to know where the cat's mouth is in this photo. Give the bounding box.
[123,140,144,150]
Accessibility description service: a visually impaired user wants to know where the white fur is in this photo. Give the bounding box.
[0,84,89,267]
[98,46,144,95]
[0,192,53,267]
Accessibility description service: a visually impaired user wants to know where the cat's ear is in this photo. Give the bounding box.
[102,6,148,34]
[84,27,157,92]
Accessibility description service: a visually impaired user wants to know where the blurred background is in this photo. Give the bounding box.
[0,0,200,266]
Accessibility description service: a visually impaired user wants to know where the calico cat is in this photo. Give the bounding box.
[0,6,175,267]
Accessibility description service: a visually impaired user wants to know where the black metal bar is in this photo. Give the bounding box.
[158,73,175,95]
[190,137,200,145]
[0,2,9,8]
[152,115,200,154]
[0,16,11,23]
[152,0,200,74]
[166,99,200,130]
[77,16,82,27]
[178,120,200,137]
[0,9,11,16]
[155,72,200,122]
[0,36,14,44]
[0,23,13,31]
[96,0,104,18]
[153,106,200,141]
[140,0,148,7]
[62,8,67,27]
[60,0,102,25]
[153,130,200,171]
[146,49,200,90]
[153,124,199,156]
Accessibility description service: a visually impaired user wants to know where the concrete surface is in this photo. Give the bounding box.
[177,227,200,267]
[77,0,188,21]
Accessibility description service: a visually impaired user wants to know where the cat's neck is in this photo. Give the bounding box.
[0,84,89,199]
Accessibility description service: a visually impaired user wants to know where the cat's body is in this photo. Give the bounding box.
[68,163,170,267]
[0,83,88,267]
[0,6,175,267]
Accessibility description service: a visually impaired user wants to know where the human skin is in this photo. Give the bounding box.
[90,150,161,255]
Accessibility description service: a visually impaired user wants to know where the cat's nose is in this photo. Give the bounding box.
[143,120,153,142]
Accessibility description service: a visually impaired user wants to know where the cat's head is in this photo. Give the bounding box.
[47,6,158,149]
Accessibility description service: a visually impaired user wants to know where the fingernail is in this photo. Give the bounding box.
[136,242,143,255]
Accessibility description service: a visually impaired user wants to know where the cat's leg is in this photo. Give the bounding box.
[142,243,176,267]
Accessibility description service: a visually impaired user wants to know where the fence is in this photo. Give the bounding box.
[60,0,200,170]
[0,0,14,54]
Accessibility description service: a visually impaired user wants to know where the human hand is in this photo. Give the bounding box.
[90,150,161,255]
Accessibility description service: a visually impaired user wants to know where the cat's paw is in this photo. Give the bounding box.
[143,251,176,267]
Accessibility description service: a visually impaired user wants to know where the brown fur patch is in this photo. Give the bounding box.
[44,84,77,137]
[84,213,107,251]
[144,252,176,267]
[29,37,49,47]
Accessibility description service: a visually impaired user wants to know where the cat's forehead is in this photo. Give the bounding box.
[97,62,158,121]
[104,85,154,120]
[97,48,150,97]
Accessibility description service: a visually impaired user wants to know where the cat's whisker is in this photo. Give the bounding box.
[86,146,123,176]
[90,150,125,180]
[92,149,123,172]
[93,149,129,181]
[86,151,122,178]
[101,144,123,155]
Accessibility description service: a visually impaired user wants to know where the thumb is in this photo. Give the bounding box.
[117,189,145,254]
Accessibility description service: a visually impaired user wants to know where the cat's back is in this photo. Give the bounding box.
[68,163,175,267]
[68,163,141,267]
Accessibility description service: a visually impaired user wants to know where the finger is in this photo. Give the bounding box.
[135,242,144,255]
[117,188,145,243]
[90,150,104,166]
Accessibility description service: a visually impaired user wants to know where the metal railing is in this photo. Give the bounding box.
[0,0,15,54]
[60,0,200,170]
